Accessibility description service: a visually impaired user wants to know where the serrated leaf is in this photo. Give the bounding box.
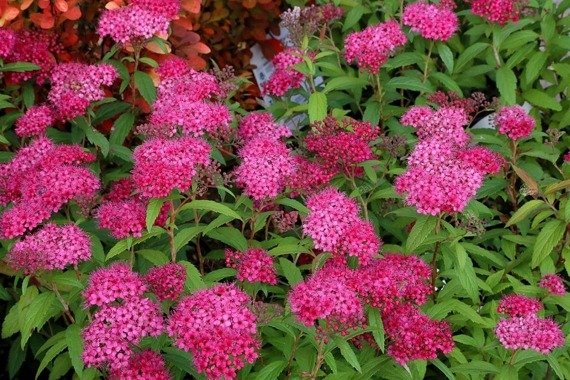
[146,198,166,232]
[254,360,287,380]
[106,240,128,260]
[173,226,204,253]
[405,215,438,252]
[2,304,20,339]
[35,339,67,379]
[65,325,83,377]
[437,43,454,73]
[455,43,489,73]
[205,226,247,251]
[523,89,562,111]
[179,261,206,291]
[333,337,361,373]
[180,200,241,221]
[0,62,40,72]
[343,6,366,32]
[275,197,309,216]
[367,307,385,352]
[279,257,303,286]
[496,66,517,105]
[506,200,546,227]
[308,92,328,123]
[531,220,565,268]
[8,338,25,379]
[524,52,548,83]
[109,112,135,145]
[134,71,157,104]
[387,76,433,93]
[21,292,61,348]
[324,76,368,93]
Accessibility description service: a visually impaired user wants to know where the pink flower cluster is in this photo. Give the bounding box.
[132,136,211,198]
[263,49,305,96]
[345,20,407,73]
[539,274,566,296]
[234,137,297,201]
[403,1,459,41]
[15,105,55,138]
[286,157,336,196]
[468,0,525,25]
[167,284,260,380]
[109,350,171,380]
[141,61,231,139]
[289,254,453,364]
[495,294,564,354]
[303,188,382,265]
[238,112,291,142]
[396,105,503,215]
[82,263,164,370]
[0,137,99,238]
[305,117,379,177]
[145,263,186,301]
[98,0,180,44]
[48,63,118,121]
[383,303,454,364]
[225,248,278,284]
[495,105,535,140]
[289,260,365,331]
[0,29,58,83]
[7,224,91,274]
[96,178,169,239]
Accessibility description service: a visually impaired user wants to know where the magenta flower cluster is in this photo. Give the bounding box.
[225,248,278,284]
[495,105,536,140]
[263,49,305,96]
[403,1,459,41]
[396,105,504,215]
[167,284,260,380]
[468,0,525,25]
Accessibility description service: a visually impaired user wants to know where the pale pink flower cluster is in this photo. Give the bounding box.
[234,137,297,201]
[403,1,459,41]
[468,0,525,25]
[132,136,211,198]
[109,350,171,380]
[238,112,291,142]
[15,105,55,138]
[145,263,186,301]
[495,294,564,354]
[0,137,99,238]
[539,274,566,296]
[396,105,503,215]
[303,188,382,264]
[82,263,164,370]
[495,105,535,140]
[225,248,278,284]
[7,224,91,274]
[263,49,305,96]
[289,254,453,364]
[383,303,454,364]
[344,20,407,73]
[167,284,260,380]
[305,117,379,177]
[98,0,181,44]
[0,29,58,83]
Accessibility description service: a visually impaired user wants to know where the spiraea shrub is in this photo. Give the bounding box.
[1,0,569,379]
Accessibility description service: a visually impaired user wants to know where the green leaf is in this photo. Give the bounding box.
[437,43,454,73]
[524,52,548,83]
[523,89,562,111]
[138,249,169,265]
[496,66,517,105]
[146,198,166,232]
[506,199,547,227]
[342,6,366,32]
[0,62,40,72]
[367,307,385,352]
[432,359,456,380]
[254,360,287,380]
[8,338,25,379]
[531,220,566,268]
[20,292,61,348]
[109,112,135,145]
[386,76,433,93]
[279,258,303,286]
[324,76,368,93]
[65,325,83,377]
[2,304,19,339]
[35,339,67,379]
[106,240,128,261]
[455,43,489,73]
[179,261,206,291]
[134,71,157,104]
[275,197,309,216]
[308,92,328,123]
[333,337,361,373]
[205,226,248,251]
[405,215,438,252]
[180,200,242,221]
[174,226,204,253]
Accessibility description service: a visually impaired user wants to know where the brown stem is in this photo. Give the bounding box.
[309,339,326,379]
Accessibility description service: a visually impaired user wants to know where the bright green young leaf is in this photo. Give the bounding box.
[146,198,166,232]
[496,66,517,105]
[279,258,303,286]
[308,92,328,123]
[134,71,157,104]
[531,220,566,268]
